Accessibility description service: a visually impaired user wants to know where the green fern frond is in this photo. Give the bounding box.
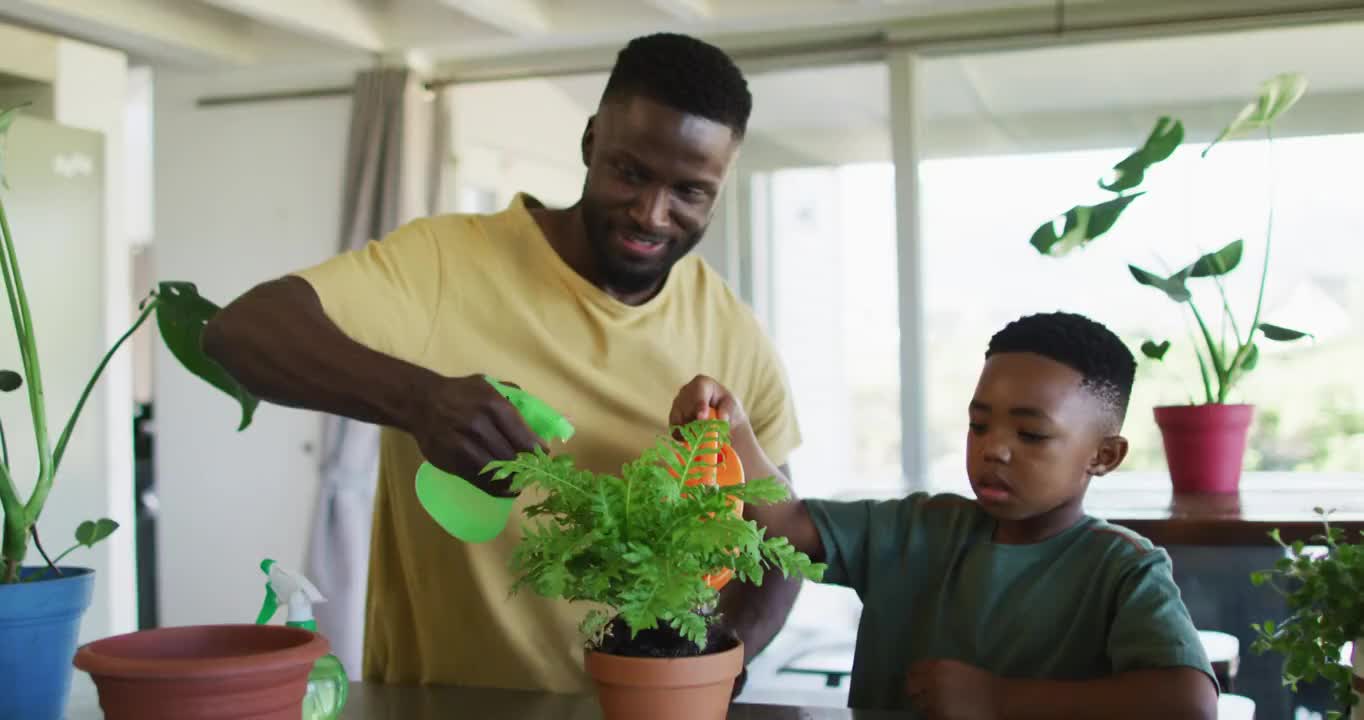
[500,417,824,652]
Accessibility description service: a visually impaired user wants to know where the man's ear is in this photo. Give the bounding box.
[581,116,596,168]
[1089,435,1129,477]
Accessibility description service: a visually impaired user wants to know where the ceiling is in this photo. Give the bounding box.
[540,18,1364,166]
[3,0,1362,165]
[0,0,1066,70]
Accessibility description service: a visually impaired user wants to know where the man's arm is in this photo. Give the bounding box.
[907,660,1217,720]
[203,276,541,485]
[717,461,805,666]
[203,276,436,429]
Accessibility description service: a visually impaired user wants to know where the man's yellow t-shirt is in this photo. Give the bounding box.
[293,194,801,692]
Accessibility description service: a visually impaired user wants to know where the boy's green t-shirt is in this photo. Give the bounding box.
[805,492,1216,712]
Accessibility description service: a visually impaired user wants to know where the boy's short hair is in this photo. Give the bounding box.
[986,312,1136,429]
[600,33,752,137]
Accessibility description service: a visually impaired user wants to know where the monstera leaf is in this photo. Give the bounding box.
[1129,265,1192,303]
[1189,240,1244,278]
[155,282,259,430]
[1205,73,1307,156]
[1100,117,1184,192]
[1030,194,1144,256]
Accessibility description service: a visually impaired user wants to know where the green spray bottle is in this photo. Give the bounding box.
[256,559,348,720]
[415,376,574,542]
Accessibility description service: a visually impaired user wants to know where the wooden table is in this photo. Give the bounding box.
[337,683,905,719]
[922,472,1364,546]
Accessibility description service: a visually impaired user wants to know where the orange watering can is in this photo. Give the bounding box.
[673,409,745,591]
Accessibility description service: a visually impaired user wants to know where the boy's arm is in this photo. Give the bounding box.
[907,659,1215,720]
[730,426,825,562]
[997,667,1217,720]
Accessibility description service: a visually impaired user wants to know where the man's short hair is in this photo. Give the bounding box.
[601,33,752,137]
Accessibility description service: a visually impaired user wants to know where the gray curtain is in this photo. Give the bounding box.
[306,66,447,679]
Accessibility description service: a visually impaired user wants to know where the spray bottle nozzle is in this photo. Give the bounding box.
[256,558,326,631]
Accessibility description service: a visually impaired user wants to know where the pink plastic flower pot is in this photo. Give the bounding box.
[1153,404,1254,495]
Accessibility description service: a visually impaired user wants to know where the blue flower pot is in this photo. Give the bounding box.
[0,567,94,720]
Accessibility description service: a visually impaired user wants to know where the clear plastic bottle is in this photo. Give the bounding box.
[300,651,348,720]
[256,559,350,720]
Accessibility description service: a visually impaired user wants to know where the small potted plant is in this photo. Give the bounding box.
[485,418,825,720]
[1250,511,1364,720]
[0,105,260,719]
[1027,73,1313,493]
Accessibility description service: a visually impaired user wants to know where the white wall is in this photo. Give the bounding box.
[153,67,349,627]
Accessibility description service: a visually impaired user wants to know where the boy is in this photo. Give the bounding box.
[671,312,1218,719]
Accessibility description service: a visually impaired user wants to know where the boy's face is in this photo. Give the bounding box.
[966,352,1127,525]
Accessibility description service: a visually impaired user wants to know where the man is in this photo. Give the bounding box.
[203,33,803,693]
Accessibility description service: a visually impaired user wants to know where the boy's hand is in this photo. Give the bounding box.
[670,374,751,435]
[906,660,1002,720]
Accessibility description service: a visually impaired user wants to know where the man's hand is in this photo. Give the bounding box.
[670,374,751,435]
[906,660,1003,720]
[409,375,544,496]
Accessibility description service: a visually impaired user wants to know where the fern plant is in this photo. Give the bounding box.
[485,418,825,651]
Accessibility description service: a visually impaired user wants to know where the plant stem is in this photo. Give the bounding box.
[1209,271,1244,350]
[1,504,25,582]
[0,416,8,469]
[53,296,158,473]
[0,198,53,526]
[1192,349,1214,405]
[1187,302,1226,402]
[48,542,79,568]
[30,525,60,577]
[1246,126,1277,359]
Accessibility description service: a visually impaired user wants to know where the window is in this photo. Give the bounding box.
[916,31,1364,486]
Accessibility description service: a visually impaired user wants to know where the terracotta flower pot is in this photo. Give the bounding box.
[1154,404,1254,494]
[585,639,743,720]
[73,624,328,720]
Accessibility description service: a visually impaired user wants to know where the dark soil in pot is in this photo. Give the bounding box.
[595,615,739,658]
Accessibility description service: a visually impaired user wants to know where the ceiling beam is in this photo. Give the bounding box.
[431,0,1364,83]
[198,0,387,53]
[0,0,260,67]
[440,0,552,36]
[643,0,713,22]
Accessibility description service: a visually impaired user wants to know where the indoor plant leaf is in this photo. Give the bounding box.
[1258,323,1312,342]
[155,282,259,430]
[1129,264,1191,303]
[1099,117,1183,192]
[1031,194,1144,256]
[0,105,16,188]
[1140,340,1171,360]
[75,518,119,548]
[1189,239,1244,278]
[0,370,20,392]
[1205,73,1308,156]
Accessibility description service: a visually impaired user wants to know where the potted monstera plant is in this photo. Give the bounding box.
[485,418,825,720]
[1028,73,1313,493]
[0,105,259,720]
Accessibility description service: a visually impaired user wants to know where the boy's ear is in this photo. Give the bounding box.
[1089,435,1129,477]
